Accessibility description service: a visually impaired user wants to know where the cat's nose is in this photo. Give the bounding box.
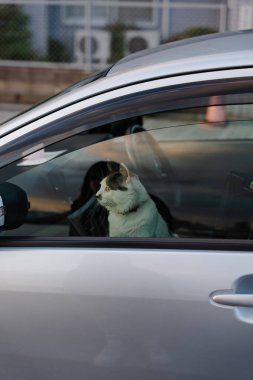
[96,194,102,200]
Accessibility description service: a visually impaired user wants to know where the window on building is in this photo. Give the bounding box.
[118,0,156,26]
[63,5,110,26]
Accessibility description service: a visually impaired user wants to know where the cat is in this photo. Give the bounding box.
[96,163,173,238]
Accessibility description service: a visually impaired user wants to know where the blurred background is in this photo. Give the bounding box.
[0,0,252,121]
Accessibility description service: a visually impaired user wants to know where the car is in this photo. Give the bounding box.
[0,29,253,380]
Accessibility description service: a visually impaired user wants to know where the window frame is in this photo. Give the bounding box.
[1,70,253,171]
[62,1,158,28]
[62,5,110,27]
[1,236,253,252]
[116,0,159,28]
[1,70,253,248]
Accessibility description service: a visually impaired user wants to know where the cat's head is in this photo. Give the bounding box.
[96,163,148,214]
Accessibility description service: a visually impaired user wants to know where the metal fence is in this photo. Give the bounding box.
[0,0,251,71]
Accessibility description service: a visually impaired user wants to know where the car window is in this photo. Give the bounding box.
[0,95,253,240]
[143,105,253,239]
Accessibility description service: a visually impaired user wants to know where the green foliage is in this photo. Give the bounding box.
[106,23,127,63]
[47,38,70,63]
[167,26,218,43]
[0,5,34,60]
[106,23,136,63]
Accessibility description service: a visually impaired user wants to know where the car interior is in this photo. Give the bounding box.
[1,102,253,240]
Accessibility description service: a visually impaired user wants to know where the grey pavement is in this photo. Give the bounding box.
[0,103,31,124]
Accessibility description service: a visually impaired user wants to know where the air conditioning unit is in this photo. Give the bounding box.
[74,30,111,68]
[125,30,160,55]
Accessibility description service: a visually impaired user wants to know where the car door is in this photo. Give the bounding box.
[1,69,253,380]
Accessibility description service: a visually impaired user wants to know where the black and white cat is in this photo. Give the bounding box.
[96,163,172,237]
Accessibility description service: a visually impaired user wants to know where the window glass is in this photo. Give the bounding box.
[143,108,253,239]
[63,1,156,26]
[63,5,109,25]
[1,100,253,240]
[118,0,156,25]
[65,5,84,20]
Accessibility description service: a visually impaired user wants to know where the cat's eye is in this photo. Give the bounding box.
[105,186,111,192]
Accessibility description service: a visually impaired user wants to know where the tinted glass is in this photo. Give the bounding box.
[1,99,253,239]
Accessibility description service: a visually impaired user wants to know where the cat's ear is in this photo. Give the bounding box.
[119,163,130,180]
[107,161,119,173]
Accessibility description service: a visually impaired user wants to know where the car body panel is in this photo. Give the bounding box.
[1,31,253,380]
[0,247,253,379]
[109,30,253,75]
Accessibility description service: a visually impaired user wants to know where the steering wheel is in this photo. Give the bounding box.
[124,124,181,207]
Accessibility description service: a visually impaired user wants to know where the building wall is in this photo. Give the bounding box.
[48,5,75,57]
[228,0,253,30]
[23,4,48,56]
[21,0,225,62]
[169,0,221,36]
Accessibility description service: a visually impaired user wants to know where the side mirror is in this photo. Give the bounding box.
[0,183,29,231]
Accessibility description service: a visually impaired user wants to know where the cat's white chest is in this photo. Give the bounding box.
[96,165,171,238]
[108,200,169,237]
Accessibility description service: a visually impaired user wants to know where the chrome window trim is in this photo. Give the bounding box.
[1,68,253,147]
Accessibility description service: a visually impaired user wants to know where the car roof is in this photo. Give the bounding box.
[109,29,253,75]
[1,30,253,136]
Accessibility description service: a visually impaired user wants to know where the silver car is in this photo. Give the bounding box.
[0,30,253,380]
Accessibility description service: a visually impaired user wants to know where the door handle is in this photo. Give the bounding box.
[211,276,253,323]
[210,290,253,307]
